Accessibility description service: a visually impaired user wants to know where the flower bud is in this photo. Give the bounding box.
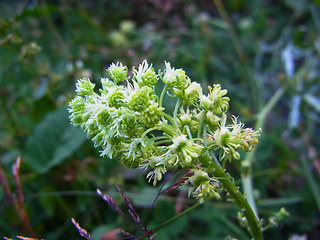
[128,86,152,111]
[181,82,202,105]
[200,84,229,114]
[75,78,95,96]
[107,62,128,84]
[133,60,158,87]
[169,135,203,167]
[163,62,190,90]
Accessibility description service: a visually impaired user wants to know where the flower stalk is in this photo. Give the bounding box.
[200,154,263,240]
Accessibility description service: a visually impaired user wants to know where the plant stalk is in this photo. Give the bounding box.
[200,154,263,240]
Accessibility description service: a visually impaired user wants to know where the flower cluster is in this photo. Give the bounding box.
[69,60,261,203]
[207,114,261,162]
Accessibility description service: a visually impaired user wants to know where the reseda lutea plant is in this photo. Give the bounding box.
[69,60,263,239]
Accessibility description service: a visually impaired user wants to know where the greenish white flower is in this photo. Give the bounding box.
[168,135,203,167]
[208,114,261,161]
[188,169,220,203]
[200,84,229,114]
[181,82,202,105]
[177,108,200,135]
[145,157,167,186]
[163,61,190,89]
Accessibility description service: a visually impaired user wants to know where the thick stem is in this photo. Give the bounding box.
[159,84,168,108]
[197,110,206,139]
[242,174,258,217]
[200,154,263,240]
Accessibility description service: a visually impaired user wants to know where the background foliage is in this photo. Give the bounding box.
[0,0,319,239]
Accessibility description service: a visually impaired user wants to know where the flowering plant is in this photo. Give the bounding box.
[69,60,266,239]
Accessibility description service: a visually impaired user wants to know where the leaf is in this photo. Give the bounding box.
[304,93,320,112]
[24,107,86,173]
[90,225,120,240]
[15,5,58,21]
[128,187,159,207]
[288,95,301,129]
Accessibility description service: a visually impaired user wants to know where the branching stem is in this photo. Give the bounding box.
[200,154,263,240]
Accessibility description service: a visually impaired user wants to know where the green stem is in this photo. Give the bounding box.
[162,112,179,131]
[136,203,201,240]
[203,124,208,146]
[200,154,263,240]
[159,84,168,108]
[209,151,222,169]
[158,121,177,137]
[141,127,160,139]
[185,125,193,139]
[152,136,170,141]
[173,98,181,127]
[197,110,206,139]
[153,139,172,146]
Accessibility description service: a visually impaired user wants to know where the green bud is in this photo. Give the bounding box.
[141,102,164,127]
[84,119,100,139]
[101,78,114,90]
[107,62,128,84]
[133,60,159,87]
[96,108,111,126]
[205,111,220,130]
[119,112,138,136]
[106,87,127,108]
[189,169,210,186]
[69,96,86,126]
[181,82,202,105]
[268,207,289,227]
[128,86,152,111]
[75,78,95,96]
[69,96,85,114]
[188,169,221,203]
[140,69,158,87]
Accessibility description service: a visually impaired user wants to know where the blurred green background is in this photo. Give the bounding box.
[1,0,320,239]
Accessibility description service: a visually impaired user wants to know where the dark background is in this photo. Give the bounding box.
[0,0,319,239]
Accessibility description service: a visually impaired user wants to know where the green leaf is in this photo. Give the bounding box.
[304,93,320,112]
[90,224,119,240]
[15,5,58,21]
[24,107,86,173]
